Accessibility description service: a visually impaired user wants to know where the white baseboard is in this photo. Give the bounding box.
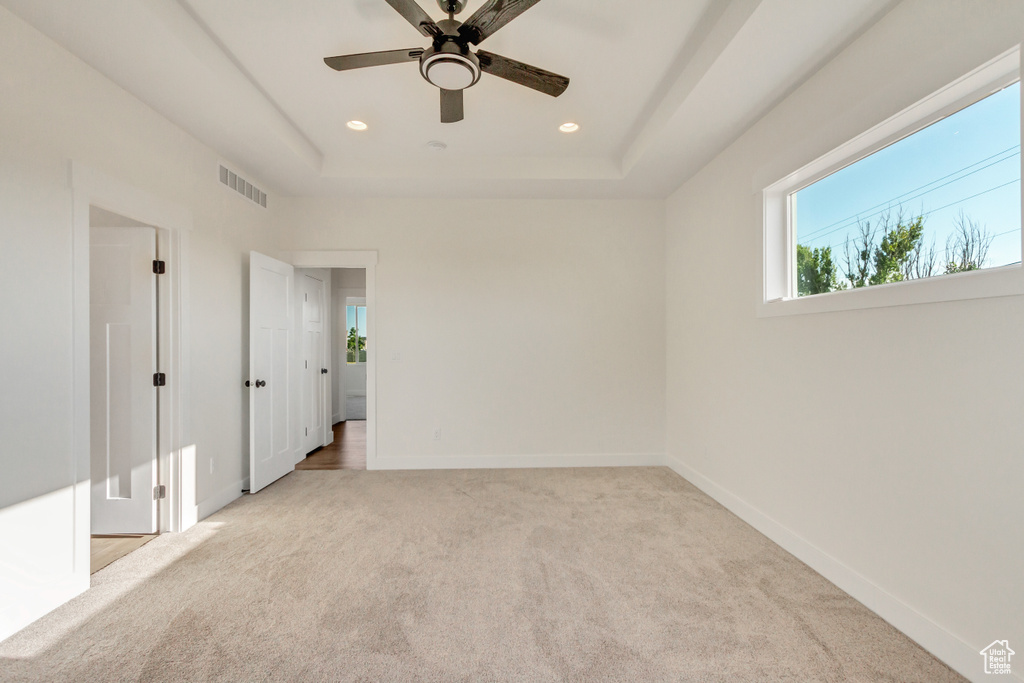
[195,478,245,522]
[373,452,663,470]
[0,574,89,643]
[663,454,1005,683]
[331,412,342,424]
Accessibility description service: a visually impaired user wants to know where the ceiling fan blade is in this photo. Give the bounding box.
[324,48,424,71]
[383,0,443,38]
[458,0,542,45]
[476,50,568,97]
[440,88,464,123]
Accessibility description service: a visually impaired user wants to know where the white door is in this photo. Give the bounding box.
[90,226,158,534]
[299,271,327,456]
[249,251,294,493]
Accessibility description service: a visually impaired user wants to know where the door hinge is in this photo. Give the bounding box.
[153,372,166,387]
[153,260,166,274]
[153,484,166,500]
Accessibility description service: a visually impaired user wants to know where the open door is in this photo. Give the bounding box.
[249,251,294,493]
[298,270,329,457]
[90,226,159,534]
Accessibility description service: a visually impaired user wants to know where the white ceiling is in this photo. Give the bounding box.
[3,0,899,198]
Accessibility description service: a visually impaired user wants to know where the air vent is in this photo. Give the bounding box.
[219,164,267,208]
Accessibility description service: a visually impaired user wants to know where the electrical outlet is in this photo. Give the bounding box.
[433,427,441,440]
[392,351,402,361]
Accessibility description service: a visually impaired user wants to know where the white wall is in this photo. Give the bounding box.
[281,198,666,468]
[0,7,279,641]
[664,1,1024,680]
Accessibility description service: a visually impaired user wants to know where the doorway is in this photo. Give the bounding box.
[289,251,377,469]
[87,206,162,571]
[294,267,367,470]
[71,163,191,595]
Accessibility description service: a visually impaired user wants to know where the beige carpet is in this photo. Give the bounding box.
[0,467,962,682]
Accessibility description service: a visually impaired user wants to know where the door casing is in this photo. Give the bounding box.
[72,162,193,593]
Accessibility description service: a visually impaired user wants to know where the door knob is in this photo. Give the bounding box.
[321,368,328,374]
[256,380,267,388]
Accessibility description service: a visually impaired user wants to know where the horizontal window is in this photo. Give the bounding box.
[761,47,1024,316]
[793,82,1020,297]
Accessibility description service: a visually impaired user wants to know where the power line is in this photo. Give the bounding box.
[912,179,1019,221]
[799,149,1020,244]
[988,228,1021,239]
[803,175,1020,246]
[804,178,1021,253]
[799,144,1020,241]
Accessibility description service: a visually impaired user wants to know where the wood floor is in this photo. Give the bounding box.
[90,534,157,574]
[295,420,366,470]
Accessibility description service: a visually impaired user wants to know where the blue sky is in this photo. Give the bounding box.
[795,82,1021,274]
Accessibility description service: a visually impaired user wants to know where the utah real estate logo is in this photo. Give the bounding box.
[980,640,1014,675]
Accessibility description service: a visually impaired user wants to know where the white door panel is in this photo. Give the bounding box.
[249,252,294,493]
[90,226,158,534]
[299,272,327,456]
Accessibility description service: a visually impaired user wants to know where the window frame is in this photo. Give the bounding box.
[759,46,1023,317]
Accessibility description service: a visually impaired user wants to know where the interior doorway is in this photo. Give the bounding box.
[288,251,377,467]
[295,266,368,471]
[87,206,163,572]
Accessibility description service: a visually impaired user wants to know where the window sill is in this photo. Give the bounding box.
[756,263,1024,317]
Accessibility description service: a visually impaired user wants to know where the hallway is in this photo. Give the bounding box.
[295,421,366,470]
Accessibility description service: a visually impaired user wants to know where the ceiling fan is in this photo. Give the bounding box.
[324,0,570,123]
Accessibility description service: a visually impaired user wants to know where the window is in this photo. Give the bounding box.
[346,301,366,363]
[762,48,1024,315]
[793,82,1020,296]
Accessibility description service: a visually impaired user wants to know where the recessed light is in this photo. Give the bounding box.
[347,120,368,131]
[559,122,579,133]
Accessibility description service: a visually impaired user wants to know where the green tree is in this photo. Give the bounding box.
[842,210,926,288]
[802,208,994,296]
[869,215,925,285]
[347,326,366,363]
[796,244,842,295]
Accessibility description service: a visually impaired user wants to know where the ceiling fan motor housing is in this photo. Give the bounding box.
[419,39,480,91]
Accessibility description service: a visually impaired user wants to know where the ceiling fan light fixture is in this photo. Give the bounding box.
[346,120,368,131]
[426,60,475,90]
[419,45,480,91]
[559,122,579,133]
